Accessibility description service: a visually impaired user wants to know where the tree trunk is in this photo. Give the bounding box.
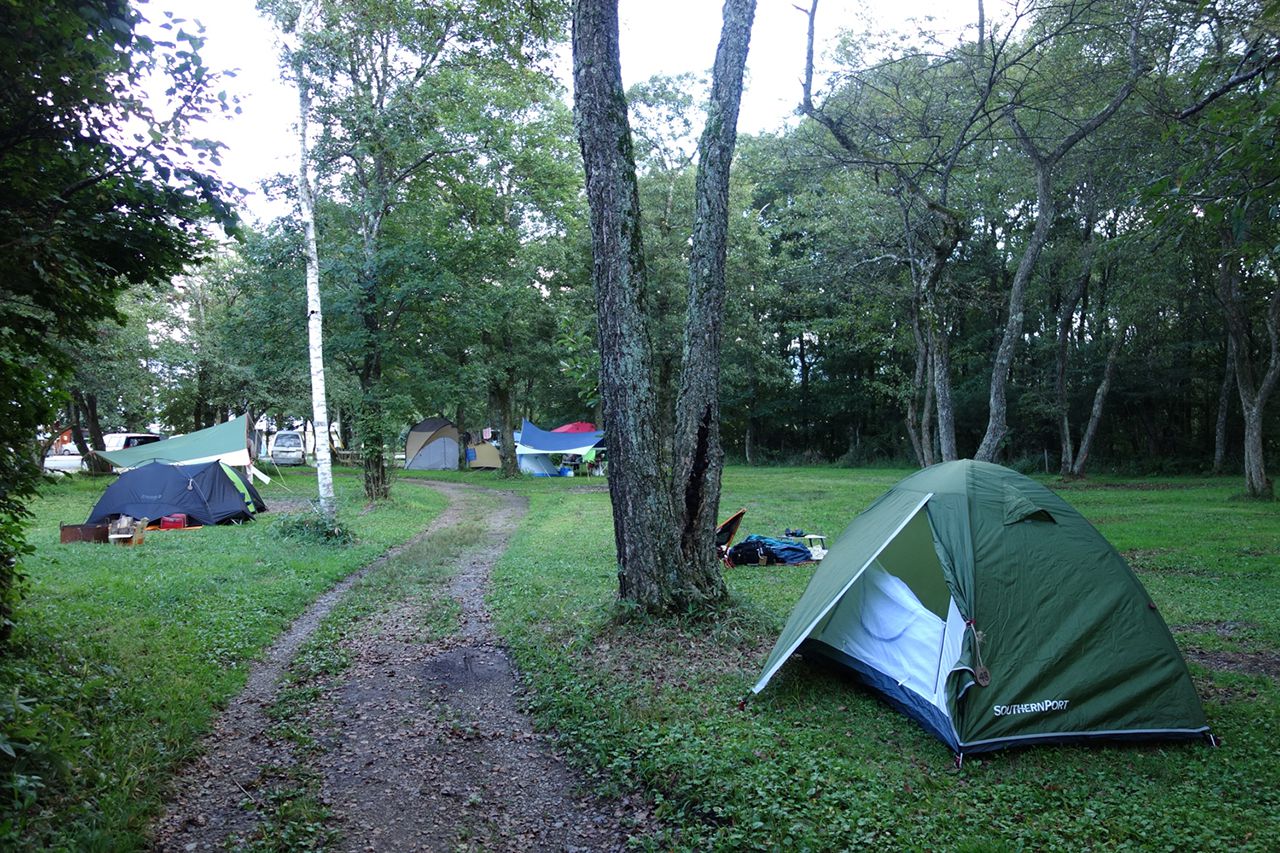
[1219,230,1280,498]
[906,297,926,466]
[358,350,390,500]
[456,401,468,470]
[976,163,1055,461]
[1241,403,1272,498]
[922,348,936,467]
[931,322,958,461]
[1212,336,1235,475]
[1070,329,1123,478]
[574,0,680,612]
[1056,211,1096,475]
[69,399,90,456]
[669,0,756,609]
[494,385,519,478]
[295,0,336,519]
[72,388,112,473]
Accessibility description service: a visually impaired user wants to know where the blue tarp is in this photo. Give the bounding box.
[516,420,604,455]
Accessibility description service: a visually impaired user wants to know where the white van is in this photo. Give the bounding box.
[270,430,306,466]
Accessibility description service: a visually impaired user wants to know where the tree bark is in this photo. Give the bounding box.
[669,0,756,608]
[575,0,678,610]
[295,0,336,519]
[69,398,90,456]
[1212,335,1235,475]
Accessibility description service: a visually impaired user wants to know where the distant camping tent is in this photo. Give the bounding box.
[551,421,596,433]
[404,417,460,470]
[753,460,1209,756]
[94,415,269,484]
[515,419,604,477]
[466,441,500,470]
[86,461,265,526]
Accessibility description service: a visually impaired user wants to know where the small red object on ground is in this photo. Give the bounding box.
[160,513,188,530]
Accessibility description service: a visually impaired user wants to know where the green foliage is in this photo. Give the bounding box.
[0,474,445,849]
[274,507,357,546]
[0,0,235,644]
[491,467,1280,850]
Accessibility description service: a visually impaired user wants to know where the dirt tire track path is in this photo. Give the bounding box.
[153,481,635,851]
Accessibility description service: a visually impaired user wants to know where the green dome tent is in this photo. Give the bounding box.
[753,460,1209,756]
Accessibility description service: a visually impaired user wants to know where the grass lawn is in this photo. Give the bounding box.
[459,465,1280,851]
[0,467,445,850]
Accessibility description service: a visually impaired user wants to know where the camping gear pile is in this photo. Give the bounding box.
[727,535,817,566]
[753,460,1209,757]
[107,515,147,546]
[717,509,827,567]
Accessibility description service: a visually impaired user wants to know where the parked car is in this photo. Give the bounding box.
[103,432,162,452]
[270,430,306,466]
[43,448,84,473]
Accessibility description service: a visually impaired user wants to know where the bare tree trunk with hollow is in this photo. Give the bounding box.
[575,0,755,613]
[670,0,757,609]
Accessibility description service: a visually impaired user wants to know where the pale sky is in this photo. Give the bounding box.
[141,0,974,223]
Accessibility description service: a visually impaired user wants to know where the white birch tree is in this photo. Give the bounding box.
[292,0,335,519]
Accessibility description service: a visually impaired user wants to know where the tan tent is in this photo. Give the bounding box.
[404,417,460,470]
[468,441,500,469]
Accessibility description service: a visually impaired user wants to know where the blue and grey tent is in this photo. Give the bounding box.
[86,461,265,526]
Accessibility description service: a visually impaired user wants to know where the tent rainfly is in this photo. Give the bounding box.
[95,415,259,473]
[753,460,1209,756]
[404,417,460,470]
[515,419,604,477]
[86,461,266,526]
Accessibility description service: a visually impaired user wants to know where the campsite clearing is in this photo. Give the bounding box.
[1,471,445,849]
[4,466,1278,850]
[475,467,1279,850]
